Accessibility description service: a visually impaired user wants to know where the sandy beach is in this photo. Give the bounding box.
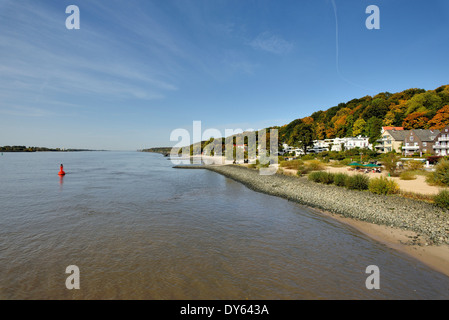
[277,164,445,195]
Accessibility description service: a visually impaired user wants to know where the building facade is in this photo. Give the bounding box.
[402,129,439,156]
[433,126,449,156]
[375,130,407,153]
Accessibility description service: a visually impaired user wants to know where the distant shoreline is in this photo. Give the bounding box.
[0,146,106,153]
[0,146,107,153]
[0,150,106,153]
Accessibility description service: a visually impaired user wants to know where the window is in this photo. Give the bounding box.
[410,136,414,142]
[423,142,427,146]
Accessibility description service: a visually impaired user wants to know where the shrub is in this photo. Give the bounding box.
[248,164,257,169]
[334,173,348,187]
[381,153,400,177]
[308,171,323,183]
[433,190,449,210]
[301,154,316,160]
[406,161,424,171]
[345,174,369,190]
[319,172,335,184]
[296,164,311,176]
[329,152,346,161]
[280,159,304,170]
[308,171,334,184]
[306,160,325,171]
[427,159,449,186]
[369,176,400,195]
[339,158,352,166]
[427,156,443,165]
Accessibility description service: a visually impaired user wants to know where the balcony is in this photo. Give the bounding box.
[402,146,419,150]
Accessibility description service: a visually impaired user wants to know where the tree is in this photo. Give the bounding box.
[314,122,326,140]
[429,105,449,130]
[405,91,442,116]
[402,112,429,129]
[288,121,314,153]
[367,117,383,144]
[352,118,366,136]
[361,98,388,121]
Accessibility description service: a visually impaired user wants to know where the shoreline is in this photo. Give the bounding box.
[203,164,449,278]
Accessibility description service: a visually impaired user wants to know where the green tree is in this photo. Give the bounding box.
[288,122,315,154]
[352,118,366,136]
[405,91,442,116]
[367,117,383,144]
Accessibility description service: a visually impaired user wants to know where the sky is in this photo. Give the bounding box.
[0,0,448,150]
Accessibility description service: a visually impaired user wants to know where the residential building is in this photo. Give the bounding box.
[344,136,372,150]
[433,126,449,156]
[375,129,407,153]
[329,137,347,152]
[281,144,304,156]
[402,129,440,156]
[381,126,404,134]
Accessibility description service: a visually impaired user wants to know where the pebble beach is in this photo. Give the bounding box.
[205,165,449,246]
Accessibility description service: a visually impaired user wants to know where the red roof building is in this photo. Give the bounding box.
[382,126,404,132]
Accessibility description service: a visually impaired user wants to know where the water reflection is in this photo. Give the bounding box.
[59,175,64,190]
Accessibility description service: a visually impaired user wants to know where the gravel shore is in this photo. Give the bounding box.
[205,165,449,245]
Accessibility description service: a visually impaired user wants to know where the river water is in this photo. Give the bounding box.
[0,151,448,299]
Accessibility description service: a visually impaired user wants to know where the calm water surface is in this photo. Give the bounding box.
[1,151,449,299]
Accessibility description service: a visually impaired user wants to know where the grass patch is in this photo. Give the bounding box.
[399,191,434,203]
[280,159,304,170]
[399,171,417,180]
[305,160,325,171]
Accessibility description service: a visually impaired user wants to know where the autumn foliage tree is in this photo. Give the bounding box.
[402,112,430,130]
[274,84,449,149]
[429,105,449,130]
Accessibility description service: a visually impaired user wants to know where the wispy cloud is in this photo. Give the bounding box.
[0,105,54,117]
[0,0,181,118]
[250,32,294,54]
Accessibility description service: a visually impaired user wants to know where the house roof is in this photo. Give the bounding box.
[409,129,440,142]
[385,130,408,141]
[382,126,404,131]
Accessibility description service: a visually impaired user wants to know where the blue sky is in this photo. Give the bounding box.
[0,0,448,150]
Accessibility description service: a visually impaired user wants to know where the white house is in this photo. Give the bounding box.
[344,136,372,150]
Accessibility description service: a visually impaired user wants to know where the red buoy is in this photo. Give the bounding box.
[58,164,66,176]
